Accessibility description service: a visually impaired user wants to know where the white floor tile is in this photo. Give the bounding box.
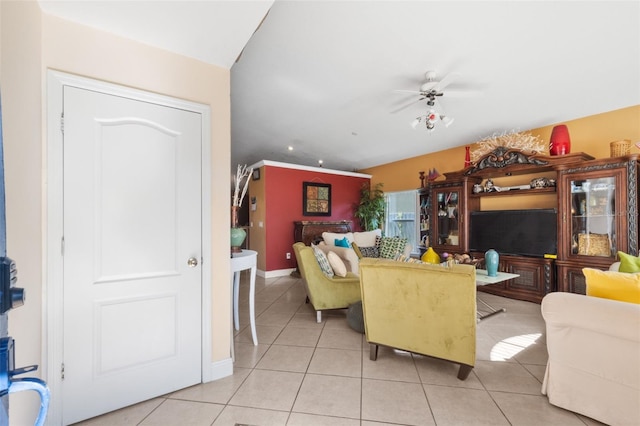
[78,275,563,426]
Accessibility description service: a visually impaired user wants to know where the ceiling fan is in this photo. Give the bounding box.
[394,70,466,130]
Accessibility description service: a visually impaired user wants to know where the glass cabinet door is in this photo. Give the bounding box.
[569,177,616,258]
[435,189,461,248]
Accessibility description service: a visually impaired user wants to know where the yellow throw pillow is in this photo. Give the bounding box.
[583,267,640,304]
[618,251,640,273]
[327,251,348,277]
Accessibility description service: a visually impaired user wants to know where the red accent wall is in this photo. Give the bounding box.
[265,166,369,271]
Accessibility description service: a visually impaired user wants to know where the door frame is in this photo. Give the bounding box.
[45,70,212,425]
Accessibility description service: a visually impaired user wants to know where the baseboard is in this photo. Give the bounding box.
[258,268,296,278]
[204,357,233,383]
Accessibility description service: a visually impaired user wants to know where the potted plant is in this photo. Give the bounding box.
[354,182,385,231]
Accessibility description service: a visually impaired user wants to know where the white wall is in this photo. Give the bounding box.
[1,3,232,423]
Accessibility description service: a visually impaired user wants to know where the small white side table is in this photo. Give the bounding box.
[230,250,258,356]
[475,269,520,321]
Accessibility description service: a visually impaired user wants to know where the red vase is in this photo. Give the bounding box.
[464,146,471,167]
[549,125,571,156]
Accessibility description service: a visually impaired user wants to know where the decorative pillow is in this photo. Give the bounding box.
[583,267,640,304]
[359,246,379,258]
[379,236,408,259]
[352,229,382,247]
[334,237,351,248]
[322,232,354,246]
[327,251,347,277]
[311,244,334,278]
[374,235,382,250]
[618,251,640,273]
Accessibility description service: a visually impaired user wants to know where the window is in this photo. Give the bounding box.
[384,190,419,255]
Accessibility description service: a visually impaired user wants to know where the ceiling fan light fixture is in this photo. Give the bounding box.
[411,117,421,129]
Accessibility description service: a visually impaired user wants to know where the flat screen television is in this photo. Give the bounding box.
[469,209,557,257]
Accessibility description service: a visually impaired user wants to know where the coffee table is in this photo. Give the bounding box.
[475,269,520,321]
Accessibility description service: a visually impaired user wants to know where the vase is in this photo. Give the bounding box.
[464,146,471,168]
[421,247,441,264]
[549,124,571,156]
[485,249,499,277]
[230,206,246,253]
[230,227,247,253]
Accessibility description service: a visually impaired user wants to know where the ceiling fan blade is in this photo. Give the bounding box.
[444,89,483,98]
[434,72,461,91]
[390,98,422,114]
[393,89,422,95]
[419,81,439,92]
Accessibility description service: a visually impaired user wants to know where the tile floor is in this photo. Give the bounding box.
[75,273,604,426]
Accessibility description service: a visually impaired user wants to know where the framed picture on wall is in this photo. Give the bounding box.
[303,182,331,216]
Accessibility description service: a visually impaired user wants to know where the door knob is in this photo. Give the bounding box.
[187,257,198,268]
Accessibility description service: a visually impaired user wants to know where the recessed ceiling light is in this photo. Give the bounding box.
[318,160,323,167]
[288,146,293,151]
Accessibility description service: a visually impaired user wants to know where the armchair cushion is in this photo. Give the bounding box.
[583,267,640,304]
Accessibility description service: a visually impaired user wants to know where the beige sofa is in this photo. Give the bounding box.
[359,257,477,380]
[317,229,411,274]
[541,291,640,425]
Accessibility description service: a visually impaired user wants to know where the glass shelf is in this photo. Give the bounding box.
[569,177,616,257]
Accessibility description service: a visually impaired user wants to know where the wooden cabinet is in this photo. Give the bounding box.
[430,176,481,255]
[293,220,352,246]
[473,253,555,303]
[555,155,639,293]
[426,148,637,301]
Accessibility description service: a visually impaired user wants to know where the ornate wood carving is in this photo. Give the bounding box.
[465,147,548,175]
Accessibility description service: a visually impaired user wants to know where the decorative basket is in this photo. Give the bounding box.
[610,139,631,157]
[578,233,611,257]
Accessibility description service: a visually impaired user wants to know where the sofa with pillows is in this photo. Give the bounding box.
[541,252,640,425]
[315,229,412,275]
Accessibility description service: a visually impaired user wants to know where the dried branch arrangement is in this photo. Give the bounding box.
[469,130,547,164]
[232,164,253,207]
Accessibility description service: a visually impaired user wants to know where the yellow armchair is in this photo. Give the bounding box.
[359,258,477,380]
[292,242,361,323]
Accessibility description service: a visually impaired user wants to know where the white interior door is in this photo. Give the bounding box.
[62,86,202,424]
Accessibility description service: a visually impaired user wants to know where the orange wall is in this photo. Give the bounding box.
[361,106,640,198]
[250,164,369,272]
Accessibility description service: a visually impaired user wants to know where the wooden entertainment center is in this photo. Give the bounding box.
[428,147,639,303]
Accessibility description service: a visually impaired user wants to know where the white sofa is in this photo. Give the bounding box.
[316,229,412,274]
[316,230,381,274]
[541,290,640,425]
